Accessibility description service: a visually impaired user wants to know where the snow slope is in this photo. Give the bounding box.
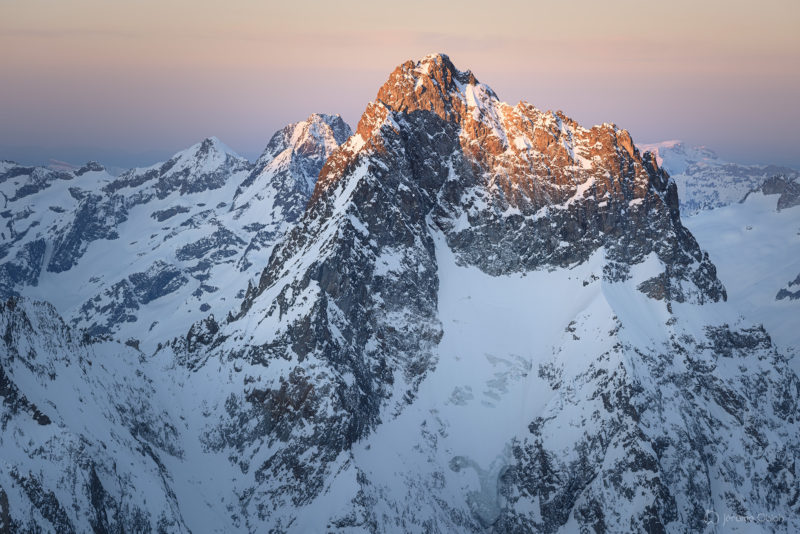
[1,54,798,533]
[638,140,799,215]
[1,115,352,352]
[685,191,800,361]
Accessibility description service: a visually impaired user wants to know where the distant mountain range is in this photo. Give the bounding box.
[1,115,351,351]
[638,140,799,215]
[1,54,798,533]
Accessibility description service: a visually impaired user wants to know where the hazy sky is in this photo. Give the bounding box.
[1,0,798,168]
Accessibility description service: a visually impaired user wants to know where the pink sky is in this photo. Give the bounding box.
[1,0,798,168]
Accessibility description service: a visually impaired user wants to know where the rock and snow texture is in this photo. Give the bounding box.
[638,140,799,215]
[0,115,352,351]
[0,298,189,533]
[232,113,353,271]
[684,187,800,361]
[639,141,800,378]
[1,54,799,533]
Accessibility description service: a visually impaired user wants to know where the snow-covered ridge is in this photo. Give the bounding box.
[639,140,799,215]
[234,113,352,212]
[0,297,189,532]
[0,114,351,351]
[174,54,770,530]
[2,53,799,533]
[104,135,250,198]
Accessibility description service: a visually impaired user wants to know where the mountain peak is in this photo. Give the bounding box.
[304,112,346,126]
[322,55,663,215]
[373,53,497,124]
[234,114,353,211]
[104,135,250,197]
[158,135,247,176]
[192,136,239,159]
[416,53,479,85]
[312,53,728,303]
[257,113,352,166]
[291,114,352,152]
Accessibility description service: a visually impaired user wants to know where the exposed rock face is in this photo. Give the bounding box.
[158,53,782,530]
[47,191,130,273]
[497,322,799,533]
[759,175,800,211]
[776,273,800,301]
[232,114,353,271]
[0,298,188,533]
[317,53,725,302]
[2,55,798,533]
[639,140,800,215]
[0,116,351,350]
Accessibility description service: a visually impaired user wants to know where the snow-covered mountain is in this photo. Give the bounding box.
[2,54,799,533]
[638,139,800,366]
[683,178,800,360]
[638,140,799,215]
[0,298,189,533]
[0,115,352,351]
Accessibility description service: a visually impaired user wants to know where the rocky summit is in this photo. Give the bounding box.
[1,54,798,533]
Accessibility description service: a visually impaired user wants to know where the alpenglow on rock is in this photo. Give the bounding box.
[2,54,798,533]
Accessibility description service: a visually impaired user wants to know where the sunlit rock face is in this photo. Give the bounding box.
[316,53,725,301]
[2,54,798,534]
